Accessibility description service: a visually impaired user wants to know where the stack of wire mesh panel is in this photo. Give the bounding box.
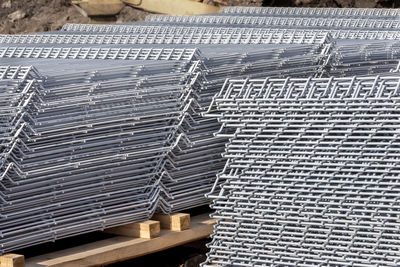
[61,22,400,40]
[204,76,400,266]
[145,7,400,40]
[0,22,332,253]
[0,62,200,252]
[158,40,331,212]
[220,6,400,17]
[196,5,400,267]
[326,41,400,76]
[4,5,400,262]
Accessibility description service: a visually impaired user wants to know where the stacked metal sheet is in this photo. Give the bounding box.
[0,19,332,253]
[144,12,400,40]
[159,42,331,212]
[60,23,400,41]
[0,32,332,46]
[204,76,400,266]
[220,6,400,18]
[3,5,400,262]
[146,14,400,32]
[0,62,200,252]
[183,5,400,267]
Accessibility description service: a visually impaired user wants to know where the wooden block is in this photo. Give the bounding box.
[0,254,25,267]
[152,213,190,231]
[25,213,215,267]
[105,220,160,239]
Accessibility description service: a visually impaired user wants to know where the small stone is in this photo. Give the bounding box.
[1,0,11,8]
[295,0,313,4]
[8,10,26,22]
[355,0,376,8]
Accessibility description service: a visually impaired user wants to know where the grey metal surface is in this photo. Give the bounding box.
[204,76,400,266]
[0,32,331,45]
[2,6,400,263]
[0,29,330,253]
[146,15,400,31]
[220,6,400,18]
[0,63,194,252]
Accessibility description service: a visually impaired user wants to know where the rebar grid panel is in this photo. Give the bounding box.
[0,65,42,80]
[59,24,303,35]
[0,44,330,65]
[154,42,331,211]
[0,47,199,60]
[60,24,265,34]
[6,6,400,256]
[0,32,331,45]
[220,6,400,18]
[203,76,400,266]
[158,48,331,212]
[327,41,400,76]
[58,24,400,41]
[146,15,400,31]
[0,63,200,253]
[60,24,274,34]
[0,36,330,252]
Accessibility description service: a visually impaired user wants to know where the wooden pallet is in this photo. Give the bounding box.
[0,213,216,267]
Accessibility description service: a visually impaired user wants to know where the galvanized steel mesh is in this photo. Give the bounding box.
[220,6,400,18]
[2,6,400,265]
[204,76,400,266]
[145,15,400,31]
[0,25,331,254]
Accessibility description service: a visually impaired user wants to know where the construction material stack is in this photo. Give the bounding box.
[198,6,400,267]
[1,6,400,266]
[0,15,330,254]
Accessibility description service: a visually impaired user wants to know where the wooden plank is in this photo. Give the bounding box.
[152,213,190,231]
[25,213,216,267]
[0,254,25,267]
[105,220,160,239]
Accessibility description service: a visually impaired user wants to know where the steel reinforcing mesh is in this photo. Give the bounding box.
[204,76,400,266]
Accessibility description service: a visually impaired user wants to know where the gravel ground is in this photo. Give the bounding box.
[0,0,90,34]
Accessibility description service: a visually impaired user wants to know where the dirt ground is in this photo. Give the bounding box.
[0,0,89,34]
[0,0,399,34]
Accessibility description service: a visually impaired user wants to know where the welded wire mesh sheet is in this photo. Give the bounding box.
[6,5,400,256]
[58,24,400,40]
[0,47,199,60]
[327,40,400,76]
[58,23,400,42]
[141,15,400,40]
[0,32,331,45]
[220,6,400,18]
[156,44,331,212]
[0,35,331,253]
[0,63,197,253]
[204,76,400,266]
[146,15,400,31]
